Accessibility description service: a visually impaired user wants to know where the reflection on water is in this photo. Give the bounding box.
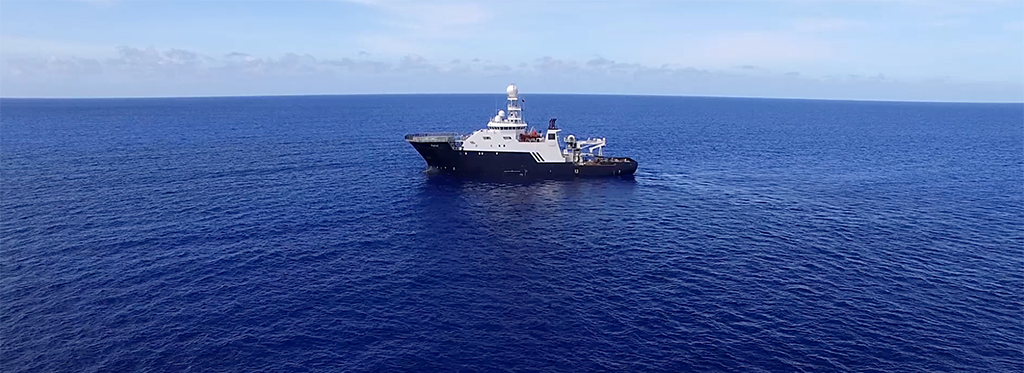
[412,174,640,239]
[4,94,1022,373]
[416,174,639,205]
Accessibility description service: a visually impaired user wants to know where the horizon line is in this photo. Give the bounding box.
[1,92,1022,105]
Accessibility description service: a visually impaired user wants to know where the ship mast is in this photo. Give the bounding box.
[506,84,523,125]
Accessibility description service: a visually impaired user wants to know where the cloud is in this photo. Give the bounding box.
[533,56,580,74]
[482,64,512,73]
[694,32,837,65]
[792,18,864,32]
[398,54,430,70]
[641,29,847,73]
[587,57,614,67]
[2,56,103,77]
[321,58,391,73]
[1,46,389,81]
[352,0,492,33]
[106,46,208,76]
[0,35,110,58]
[927,19,965,28]
[1,45,1020,102]
[347,0,496,57]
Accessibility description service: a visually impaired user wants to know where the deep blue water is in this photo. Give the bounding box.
[1,94,1022,372]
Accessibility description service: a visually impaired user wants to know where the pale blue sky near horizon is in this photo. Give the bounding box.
[1,0,1022,102]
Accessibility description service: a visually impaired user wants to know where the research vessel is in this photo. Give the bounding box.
[405,84,638,178]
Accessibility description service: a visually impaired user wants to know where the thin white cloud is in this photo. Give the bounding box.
[688,32,840,66]
[5,44,1019,102]
[344,0,495,48]
[353,35,433,58]
[345,0,495,57]
[927,19,966,27]
[0,36,112,59]
[792,18,866,32]
[373,1,491,37]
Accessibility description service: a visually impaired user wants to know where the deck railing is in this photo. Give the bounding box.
[404,133,462,143]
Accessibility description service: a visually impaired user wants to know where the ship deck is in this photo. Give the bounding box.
[405,133,462,143]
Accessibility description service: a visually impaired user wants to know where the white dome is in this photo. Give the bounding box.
[506,84,518,98]
[498,110,505,118]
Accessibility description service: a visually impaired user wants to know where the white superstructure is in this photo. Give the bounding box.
[458,84,607,164]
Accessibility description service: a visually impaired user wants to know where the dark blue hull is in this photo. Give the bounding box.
[409,141,637,178]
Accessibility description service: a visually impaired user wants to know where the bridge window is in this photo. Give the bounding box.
[548,134,556,140]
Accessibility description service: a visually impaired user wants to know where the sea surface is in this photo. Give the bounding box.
[1,94,1022,372]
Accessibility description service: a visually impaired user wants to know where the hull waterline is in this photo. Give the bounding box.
[409,141,637,178]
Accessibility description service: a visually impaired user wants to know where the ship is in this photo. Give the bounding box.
[405,84,638,178]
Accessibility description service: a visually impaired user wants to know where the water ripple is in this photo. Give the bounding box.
[2,96,1022,372]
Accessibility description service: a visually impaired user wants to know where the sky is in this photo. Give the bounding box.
[1,0,1022,102]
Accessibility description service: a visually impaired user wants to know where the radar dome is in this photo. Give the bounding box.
[506,84,518,98]
[498,110,505,118]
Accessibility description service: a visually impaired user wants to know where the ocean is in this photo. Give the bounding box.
[1,94,1021,372]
